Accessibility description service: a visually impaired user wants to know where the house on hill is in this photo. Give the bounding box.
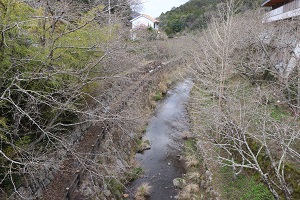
[262,0,300,22]
[130,14,159,31]
[262,1,300,78]
[130,11,141,20]
[130,14,159,40]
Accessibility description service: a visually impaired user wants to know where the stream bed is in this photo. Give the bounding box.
[127,79,193,199]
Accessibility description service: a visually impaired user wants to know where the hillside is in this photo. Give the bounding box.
[158,0,262,37]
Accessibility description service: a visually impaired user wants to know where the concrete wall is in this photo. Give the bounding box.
[9,121,93,200]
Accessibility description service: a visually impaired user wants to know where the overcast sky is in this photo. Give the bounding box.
[140,0,189,18]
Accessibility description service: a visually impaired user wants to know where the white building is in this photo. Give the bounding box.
[130,14,159,31]
[262,0,300,22]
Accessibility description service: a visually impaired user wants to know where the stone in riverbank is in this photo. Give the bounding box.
[173,178,186,189]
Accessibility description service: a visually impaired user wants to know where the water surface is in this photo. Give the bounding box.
[128,79,193,199]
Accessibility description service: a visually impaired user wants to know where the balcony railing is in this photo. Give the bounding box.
[264,0,300,22]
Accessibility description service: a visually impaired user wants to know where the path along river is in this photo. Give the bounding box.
[127,79,194,199]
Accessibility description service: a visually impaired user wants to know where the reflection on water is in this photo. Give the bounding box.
[128,79,193,200]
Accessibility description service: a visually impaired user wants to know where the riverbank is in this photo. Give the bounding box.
[186,80,285,200]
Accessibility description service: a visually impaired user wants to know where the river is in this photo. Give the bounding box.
[127,79,193,199]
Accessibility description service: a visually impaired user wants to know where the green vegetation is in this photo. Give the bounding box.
[153,91,163,101]
[158,0,262,37]
[183,138,197,157]
[107,178,125,197]
[159,0,220,36]
[221,167,274,200]
[270,105,291,121]
[284,163,300,199]
[126,167,144,182]
[136,139,151,153]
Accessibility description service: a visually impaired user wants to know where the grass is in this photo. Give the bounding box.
[185,155,199,168]
[158,81,167,94]
[153,91,162,101]
[220,166,274,200]
[126,167,144,182]
[177,136,205,199]
[187,172,201,183]
[141,126,147,134]
[182,138,203,169]
[241,181,275,200]
[178,183,201,200]
[106,178,125,197]
[181,131,192,140]
[136,139,151,153]
[283,163,300,199]
[134,132,150,153]
[134,137,143,149]
[135,182,152,200]
[270,105,291,121]
[183,138,197,156]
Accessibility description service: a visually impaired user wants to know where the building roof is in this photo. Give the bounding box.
[130,14,159,23]
[262,0,286,7]
[131,11,141,19]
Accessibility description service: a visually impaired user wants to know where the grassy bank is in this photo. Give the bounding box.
[185,78,300,199]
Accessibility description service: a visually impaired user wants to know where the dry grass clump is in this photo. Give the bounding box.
[178,183,201,200]
[134,182,152,200]
[181,131,192,140]
[158,81,168,94]
[185,155,199,168]
[187,172,201,183]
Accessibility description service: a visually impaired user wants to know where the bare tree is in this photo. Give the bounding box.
[188,1,300,199]
[0,0,144,198]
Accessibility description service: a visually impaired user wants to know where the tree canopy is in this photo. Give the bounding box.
[158,0,262,37]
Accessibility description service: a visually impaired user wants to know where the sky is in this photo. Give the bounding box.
[140,0,190,18]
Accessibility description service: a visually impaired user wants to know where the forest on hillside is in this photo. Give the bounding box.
[158,0,263,37]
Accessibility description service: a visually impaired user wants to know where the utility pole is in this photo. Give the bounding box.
[108,0,112,36]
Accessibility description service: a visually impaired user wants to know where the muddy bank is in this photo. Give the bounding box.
[128,79,193,199]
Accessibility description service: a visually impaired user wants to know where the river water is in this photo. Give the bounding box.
[127,79,193,200]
